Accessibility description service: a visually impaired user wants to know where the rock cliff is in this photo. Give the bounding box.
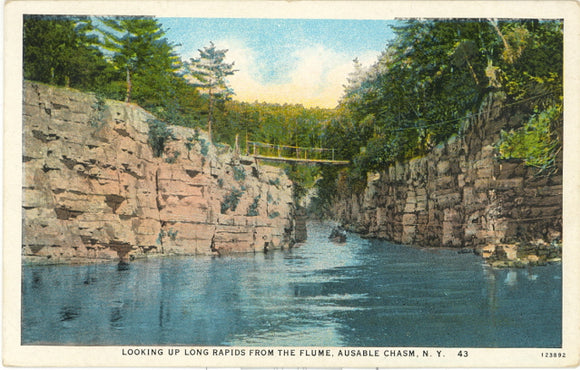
[331,94,562,266]
[22,82,296,264]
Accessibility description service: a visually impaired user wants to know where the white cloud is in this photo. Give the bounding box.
[213,39,379,108]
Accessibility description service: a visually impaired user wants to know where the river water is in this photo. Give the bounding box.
[22,222,561,347]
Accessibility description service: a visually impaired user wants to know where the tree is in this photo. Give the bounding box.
[185,42,237,143]
[322,18,563,209]
[96,17,180,105]
[23,15,112,90]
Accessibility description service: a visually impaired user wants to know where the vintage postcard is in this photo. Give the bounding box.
[3,0,580,367]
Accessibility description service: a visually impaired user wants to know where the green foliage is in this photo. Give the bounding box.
[306,165,340,218]
[199,138,210,156]
[156,230,165,245]
[95,17,181,104]
[268,211,280,219]
[315,19,563,208]
[302,19,564,216]
[335,20,499,172]
[167,228,178,241]
[185,137,195,151]
[190,129,210,156]
[156,228,178,243]
[23,16,562,218]
[22,15,334,207]
[220,188,243,214]
[496,21,563,104]
[88,93,107,127]
[246,196,261,217]
[23,15,114,90]
[148,76,206,128]
[214,100,336,154]
[284,164,318,202]
[147,118,175,157]
[342,20,561,168]
[165,150,181,164]
[185,41,237,142]
[185,42,236,98]
[497,105,561,170]
[233,166,246,181]
[23,15,205,124]
[216,101,331,202]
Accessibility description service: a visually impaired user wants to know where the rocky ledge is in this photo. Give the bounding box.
[477,239,562,268]
[331,93,562,269]
[22,82,298,264]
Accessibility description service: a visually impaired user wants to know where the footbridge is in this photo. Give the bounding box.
[246,141,349,165]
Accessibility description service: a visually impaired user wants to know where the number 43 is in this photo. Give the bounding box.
[458,350,469,357]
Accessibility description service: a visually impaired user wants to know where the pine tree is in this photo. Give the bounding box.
[23,15,110,89]
[185,42,237,143]
[96,17,180,104]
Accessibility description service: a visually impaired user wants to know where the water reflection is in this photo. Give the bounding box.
[117,261,130,271]
[31,271,42,288]
[22,222,562,347]
[504,270,518,286]
[110,307,124,329]
[59,305,81,322]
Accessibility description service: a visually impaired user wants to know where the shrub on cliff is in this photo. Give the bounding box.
[246,196,260,217]
[233,166,246,182]
[190,129,210,156]
[147,118,175,157]
[221,188,243,214]
[88,93,107,128]
[497,104,561,172]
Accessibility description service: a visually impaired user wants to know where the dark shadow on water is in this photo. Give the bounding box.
[31,271,42,289]
[59,305,81,322]
[117,261,130,271]
[110,307,123,323]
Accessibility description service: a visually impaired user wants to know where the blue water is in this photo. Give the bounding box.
[21,222,562,347]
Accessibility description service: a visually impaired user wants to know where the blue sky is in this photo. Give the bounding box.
[159,18,398,108]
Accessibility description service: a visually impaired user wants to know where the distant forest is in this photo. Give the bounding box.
[23,16,563,209]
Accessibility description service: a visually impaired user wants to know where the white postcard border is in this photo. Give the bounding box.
[3,1,580,367]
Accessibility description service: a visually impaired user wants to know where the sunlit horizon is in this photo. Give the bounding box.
[160,18,398,108]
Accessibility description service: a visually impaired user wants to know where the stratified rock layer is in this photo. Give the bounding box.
[331,94,562,264]
[23,82,296,264]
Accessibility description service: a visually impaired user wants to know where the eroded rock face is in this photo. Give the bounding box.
[22,82,296,264]
[331,94,562,264]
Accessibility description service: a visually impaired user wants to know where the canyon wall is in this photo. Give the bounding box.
[331,94,562,265]
[22,82,296,264]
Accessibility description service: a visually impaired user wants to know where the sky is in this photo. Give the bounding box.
[159,18,398,108]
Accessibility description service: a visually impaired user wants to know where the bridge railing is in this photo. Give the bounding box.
[246,141,337,161]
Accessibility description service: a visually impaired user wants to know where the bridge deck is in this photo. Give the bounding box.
[245,140,349,165]
[253,155,349,165]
